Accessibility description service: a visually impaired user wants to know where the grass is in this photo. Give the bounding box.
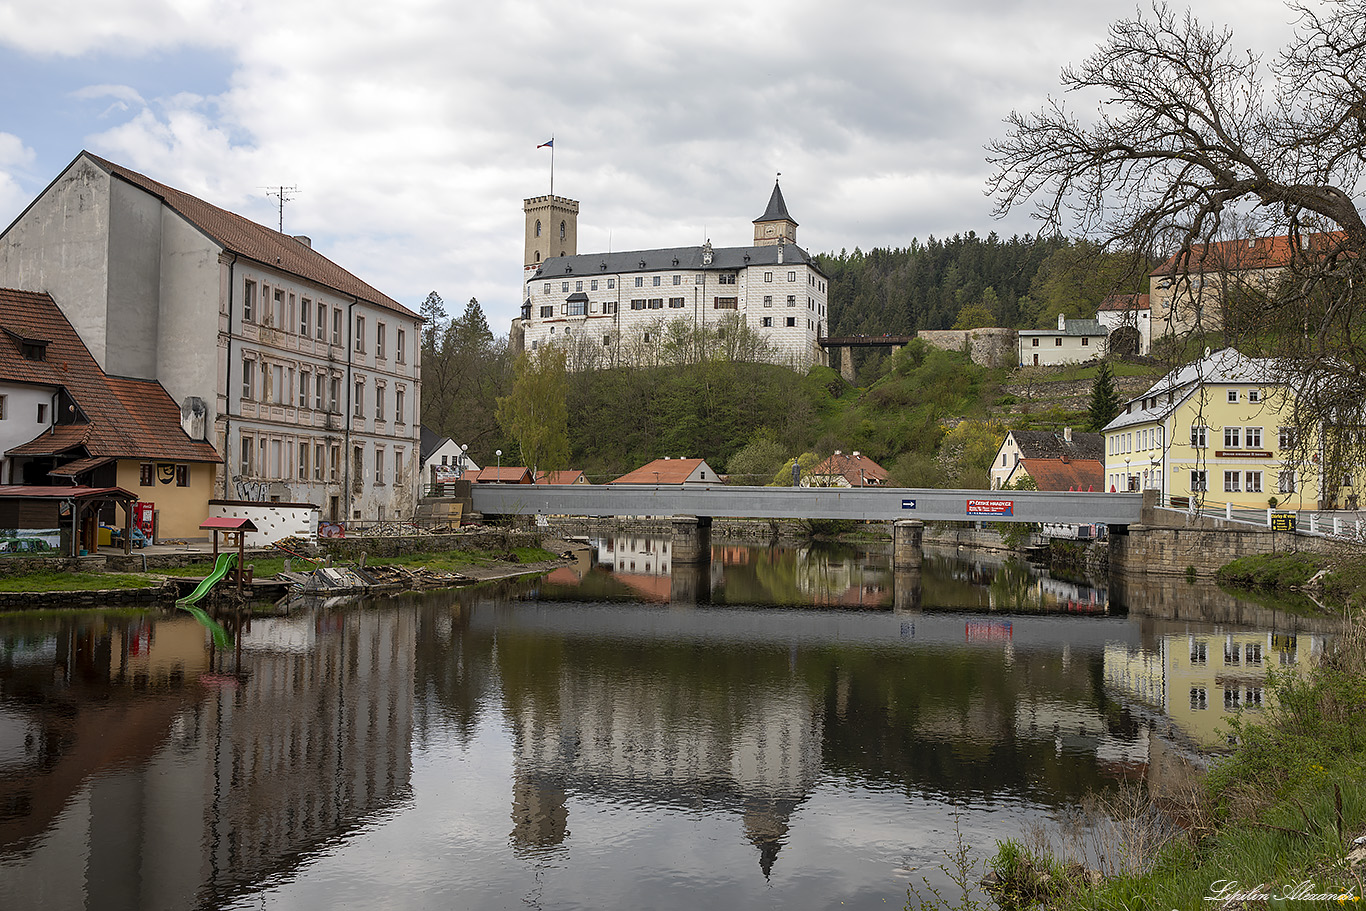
[1028,360,1164,385]
[1215,552,1325,590]
[0,572,162,592]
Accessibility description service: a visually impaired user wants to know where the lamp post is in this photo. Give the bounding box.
[496,449,502,475]
[1125,458,1131,492]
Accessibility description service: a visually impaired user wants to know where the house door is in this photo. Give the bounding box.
[1032,353,1039,366]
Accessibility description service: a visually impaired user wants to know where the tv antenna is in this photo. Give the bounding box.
[263,185,299,233]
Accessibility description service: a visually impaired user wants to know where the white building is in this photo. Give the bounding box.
[0,152,422,525]
[515,182,830,371]
[1018,314,1108,367]
[1095,293,1152,356]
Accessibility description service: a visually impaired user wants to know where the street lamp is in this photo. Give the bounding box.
[1125,458,1131,492]
[457,443,468,478]
[496,449,502,474]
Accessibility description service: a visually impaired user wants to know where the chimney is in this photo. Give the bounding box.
[1063,426,1072,443]
[294,235,312,248]
[1058,313,1066,331]
[777,243,784,264]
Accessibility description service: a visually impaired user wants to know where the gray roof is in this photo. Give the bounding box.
[1103,347,1283,432]
[419,425,444,465]
[1007,429,1105,461]
[754,181,797,226]
[529,242,824,281]
[1019,319,1107,337]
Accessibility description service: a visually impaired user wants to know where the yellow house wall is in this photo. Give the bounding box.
[115,460,216,541]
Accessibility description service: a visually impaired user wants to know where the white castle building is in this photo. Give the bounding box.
[514,182,830,371]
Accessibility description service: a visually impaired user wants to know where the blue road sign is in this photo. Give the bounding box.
[901,499,917,509]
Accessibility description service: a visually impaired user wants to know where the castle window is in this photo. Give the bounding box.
[787,295,796,307]
[607,279,615,289]
[535,219,542,237]
[653,276,661,287]
[635,277,644,288]
[669,298,684,308]
[762,317,772,327]
[765,272,773,282]
[591,280,598,291]
[763,295,773,307]
[788,271,796,282]
[673,275,681,285]
[560,220,566,240]
[540,306,554,318]
[786,317,796,327]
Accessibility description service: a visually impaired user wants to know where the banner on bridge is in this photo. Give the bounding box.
[966,498,1014,517]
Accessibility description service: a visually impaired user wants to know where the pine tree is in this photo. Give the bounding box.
[1086,361,1121,432]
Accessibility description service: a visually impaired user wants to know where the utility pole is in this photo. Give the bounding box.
[263,185,299,233]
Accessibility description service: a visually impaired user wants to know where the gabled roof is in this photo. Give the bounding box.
[1019,319,1107,337]
[754,181,797,226]
[419,425,445,465]
[610,458,716,485]
[77,152,416,319]
[1013,458,1104,492]
[0,288,221,464]
[1097,293,1150,312]
[1103,347,1285,432]
[530,242,824,282]
[1006,429,1104,462]
[536,470,587,485]
[808,451,888,487]
[1149,232,1347,277]
[467,466,534,484]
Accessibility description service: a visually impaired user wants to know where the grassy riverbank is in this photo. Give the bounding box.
[915,609,1366,911]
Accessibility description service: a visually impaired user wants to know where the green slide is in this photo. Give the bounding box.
[176,552,237,648]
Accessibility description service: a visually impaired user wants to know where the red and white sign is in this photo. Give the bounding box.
[966,498,1014,517]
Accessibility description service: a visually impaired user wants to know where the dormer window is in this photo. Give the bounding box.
[4,328,50,361]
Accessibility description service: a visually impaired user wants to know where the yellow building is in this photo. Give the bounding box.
[1102,347,1332,510]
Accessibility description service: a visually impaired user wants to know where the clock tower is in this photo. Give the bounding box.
[753,180,798,247]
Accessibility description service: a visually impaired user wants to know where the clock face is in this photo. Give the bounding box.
[765,225,775,236]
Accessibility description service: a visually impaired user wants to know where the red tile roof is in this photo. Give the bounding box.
[809,451,889,486]
[610,458,715,485]
[1150,232,1347,276]
[80,153,417,319]
[0,288,222,464]
[466,467,534,484]
[1015,458,1104,492]
[536,469,587,485]
[1097,293,1150,311]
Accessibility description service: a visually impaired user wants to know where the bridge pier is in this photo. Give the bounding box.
[892,519,923,571]
[893,568,923,613]
[670,562,711,604]
[671,515,712,565]
[840,347,855,385]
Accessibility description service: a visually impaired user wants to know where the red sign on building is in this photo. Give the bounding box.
[966,498,1014,517]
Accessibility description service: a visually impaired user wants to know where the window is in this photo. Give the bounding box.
[298,444,308,480]
[300,298,311,335]
[397,328,406,363]
[242,280,256,322]
[1191,425,1207,447]
[1224,470,1241,492]
[1245,471,1262,493]
[355,315,366,351]
[1031,338,1039,347]
[354,380,365,416]
[763,295,773,308]
[535,219,541,237]
[332,309,342,345]
[317,302,327,340]
[559,220,565,240]
[395,450,404,485]
[299,370,310,408]
[242,358,256,399]
[1278,470,1296,494]
[575,281,583,292]
[669,297,684,308]
[1190,687,1207,710]
[652,276,661,287]
[240,433,255,475]
[591,279,598,291]
[139,463,154,486]
[1191,470,1208,491]
[762,317,773,327]
[315,374,325,410]
[635,277,644,288]
[271,288,284,326]
[395,388,405,423]
[330,444,340,481]
[562,282,570,292]
[567,300,586,316]
[286,294,295,335]
[315,443,325,480]
[375,449,385,485]
[713,297,738,309]
[646,298,663,309]
[330,376,340,412]
[377,322,386,357]
[607,279,615,289]
[36,403,46,423]
[1081,337,1089,347]
[787,295,796,307]
[0,395,5,419]
[786,317,796,327]
[376,385,385,421]
[543,282,551,293]
[1249,388,1261,403]
[603,334,612,346]
[272,364,284,405]
[541,305,554,318]
[787,271,796,282]
[1246,427,1262,448]
[1224,688,1241,709]
[1055,337,1063,347]
[602,301,616,314]
[764,272,773,282]
[1224,427,1241,448]
[631,299,646,310]
[1279,426,1296,449]
[1191,641,1207,665]
[1246,643,1262,665]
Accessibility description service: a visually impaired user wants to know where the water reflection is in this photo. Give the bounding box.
[0,543,1345,911]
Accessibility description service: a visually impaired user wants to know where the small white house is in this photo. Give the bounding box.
[1018,314,1107,367]
[1095,294,1152,356]
[422,437,480,491]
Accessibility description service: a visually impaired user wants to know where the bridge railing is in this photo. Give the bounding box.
[1154,496,1366,541]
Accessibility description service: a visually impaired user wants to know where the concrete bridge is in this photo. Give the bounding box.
[470,484,1141,576]
[818,335,915,384]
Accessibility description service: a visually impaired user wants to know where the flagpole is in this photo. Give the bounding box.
[550,135,555,197]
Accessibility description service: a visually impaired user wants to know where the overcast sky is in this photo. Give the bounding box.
[0,0,1298,330]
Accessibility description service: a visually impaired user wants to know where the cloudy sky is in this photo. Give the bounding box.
[0,0,1296,330]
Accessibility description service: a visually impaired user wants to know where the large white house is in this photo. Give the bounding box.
[515,182,830,371]
[0,152,422,524]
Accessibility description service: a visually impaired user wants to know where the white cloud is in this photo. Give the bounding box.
[2,0,1305,327]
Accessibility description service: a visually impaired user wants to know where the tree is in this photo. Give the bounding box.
[1086,360,1121,432]
[495,348,569,476]
[988,1,1366,446]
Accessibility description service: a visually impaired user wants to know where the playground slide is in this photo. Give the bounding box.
[176,552,237,649]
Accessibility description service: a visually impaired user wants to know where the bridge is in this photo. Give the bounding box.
[471,484,1142,573]
[817,335,915,384]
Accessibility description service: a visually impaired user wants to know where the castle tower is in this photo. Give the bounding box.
[524,195,580,272]
[753,180,798,247]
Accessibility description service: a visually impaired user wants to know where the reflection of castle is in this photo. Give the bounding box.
[1104,626,1322,748]
[0,611,416,908]
[506,667,821,876]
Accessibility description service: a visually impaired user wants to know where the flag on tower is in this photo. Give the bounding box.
[537,139,554,148]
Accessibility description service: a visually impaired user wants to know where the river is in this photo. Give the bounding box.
[0,539,1340,910]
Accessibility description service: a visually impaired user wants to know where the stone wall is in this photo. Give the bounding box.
[318,527,539,559]
[1109,524,1340,579]
[0,581,178,610]
[916,328,1016,368]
